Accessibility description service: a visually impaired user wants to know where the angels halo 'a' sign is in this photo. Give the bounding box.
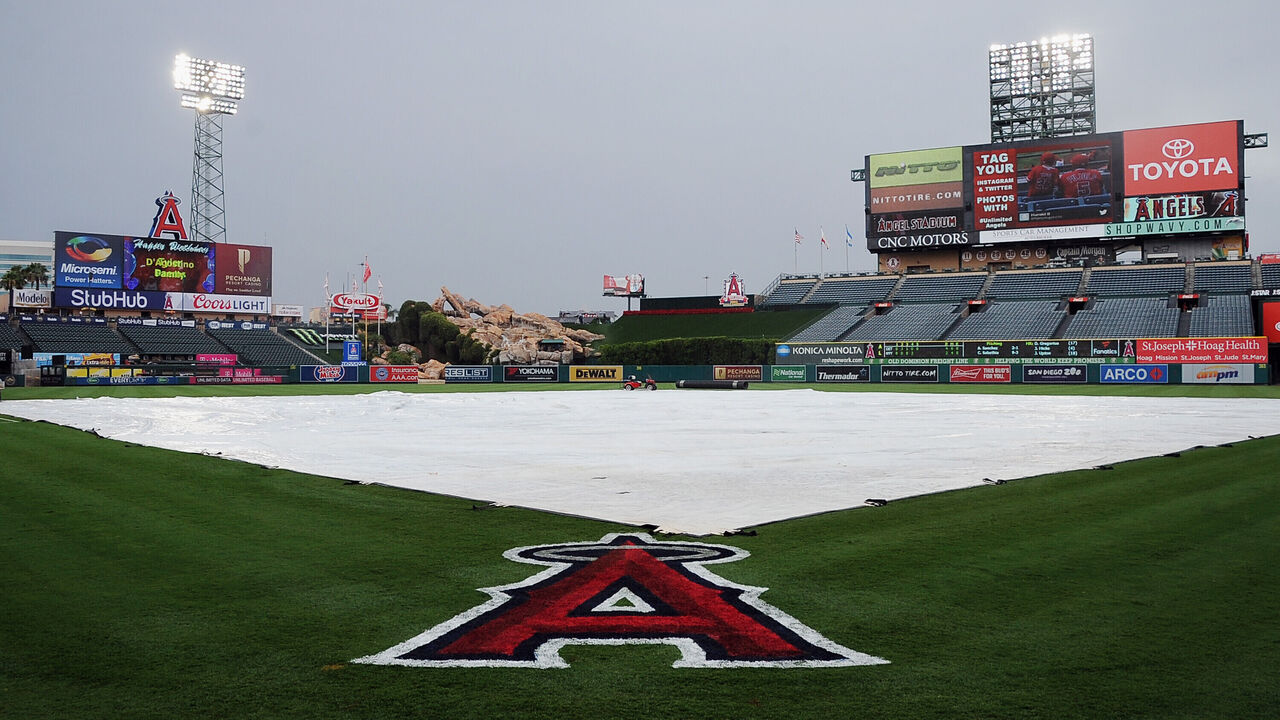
[353,533,888,669]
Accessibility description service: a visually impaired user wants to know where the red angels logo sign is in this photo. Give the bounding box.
[149,190,189,240]
[353,533,887,669]
[719,273,748,308]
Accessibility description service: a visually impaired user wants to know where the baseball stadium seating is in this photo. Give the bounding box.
[204,327,323,367]
[115,324,234,356]
[985,269,1083,299]
[21,322,137,354]
[1059,297,1181,338]
[1186,294,1254,337]
[758,278,819,306]
[1084,265,1187,295]
[947,300,1065,340]
[801,276,898,305]
[1258,263,1280,289]
[787,305,869,342]
[843,303,962,341]
[892,273,987,302]
[0,322,24,350]
[1191,263,1254,294]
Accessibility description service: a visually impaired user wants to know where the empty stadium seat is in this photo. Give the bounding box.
[892,274,986,303]
[1085,266,1186,295]
[205,327,325,367]
[788,306,870,342]
[760,279,818,306]
[115,324,234,356]
[1192,264,1253,294]
[947,301,1064,340]
[1186,294,1254,337]
[802,277,897,305]
[1062,298,1180,338]
[843,304,961,341]
[986,270,1083,299]
[20,322,137,354]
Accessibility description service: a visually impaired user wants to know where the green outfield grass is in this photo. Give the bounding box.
[2,389,1278,719]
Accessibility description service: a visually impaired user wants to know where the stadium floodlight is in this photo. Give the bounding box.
[989,34,1095,143]
[173,53,245,245]
[173,54,245,114]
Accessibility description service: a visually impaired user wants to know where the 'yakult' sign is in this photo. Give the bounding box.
[330,292,381,311]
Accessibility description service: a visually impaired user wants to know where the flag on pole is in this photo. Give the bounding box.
[820,227,828,249]
[846,225,854,248]
[363,258,372,284]
[377,276,384,297]
[324,272,330,296]
[794,228,803,244]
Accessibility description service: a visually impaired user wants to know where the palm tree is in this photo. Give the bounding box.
[3,266,28,314]
[24,262,50,290]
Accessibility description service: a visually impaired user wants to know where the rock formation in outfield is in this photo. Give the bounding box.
[431,287,604,365]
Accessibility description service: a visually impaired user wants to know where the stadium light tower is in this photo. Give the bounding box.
[173,53,245,244]
[989,34,1094,143]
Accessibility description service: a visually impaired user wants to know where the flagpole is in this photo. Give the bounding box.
[324,273,330,355]
[376,275,383,349]
[845,224,853,272]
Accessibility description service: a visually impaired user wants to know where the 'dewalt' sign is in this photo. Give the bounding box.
[569,366,623,382]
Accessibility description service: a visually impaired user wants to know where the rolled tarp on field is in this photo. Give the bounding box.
[675,380,750,389]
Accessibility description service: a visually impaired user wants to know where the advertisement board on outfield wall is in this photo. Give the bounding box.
[1022,365,1088,383]
[881,365,939,383]
[503,366,558,382]
[190,376,285,385]
[300,365,359,383]
[713,365,763,382]
[570,366,623,382]
[1180,364,1255,384]
[815,365,870,382]
[949,365,1011,383]
[370,366,420,383]
[775,343,867,365]
[770,365,807,382]
[445,366,494,383]
[1099,365,1168,384]
[1136,337,1266,364]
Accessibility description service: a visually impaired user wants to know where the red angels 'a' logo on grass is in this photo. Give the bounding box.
[353,533,888,669]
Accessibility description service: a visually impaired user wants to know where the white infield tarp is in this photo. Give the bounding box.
[5,389,1279,535]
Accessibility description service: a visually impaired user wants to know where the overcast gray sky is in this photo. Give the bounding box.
[2,1,1276,315]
